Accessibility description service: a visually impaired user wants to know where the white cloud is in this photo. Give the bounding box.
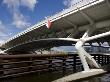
[3,0,38,29]
[12,13,31,29]
[63,0,78,7]
[3,0,20,9]
[3,0,38,11]
[0,20,10,44]
[21,0,38,11]
[0,21,5,32]
[63,0,71,7]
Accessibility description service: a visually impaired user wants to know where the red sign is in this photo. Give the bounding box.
[46,19,52,29]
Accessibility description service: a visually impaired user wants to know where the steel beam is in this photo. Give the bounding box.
[75,29,100,71]
[63,18,79,38]
[85,31,110,42]
[63,18,77,29]
[77,8,94,25]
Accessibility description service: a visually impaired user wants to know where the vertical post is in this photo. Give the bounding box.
[104,56,106,64]
[103,55,105,64]
[100,55,102,65]
[98,55,100,64]
[0,59,3,76]
[106,55,107,64]
[73,55,76,70]
[28,57,33,71]
[62,56,66,72]
[107,55,109,64]
[48,57,52,72]
[94,55,96,60]
[102,55,104,65]
[108,56,110,63]
[105,56,106,64]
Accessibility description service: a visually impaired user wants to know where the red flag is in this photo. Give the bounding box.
[46,19,52,29]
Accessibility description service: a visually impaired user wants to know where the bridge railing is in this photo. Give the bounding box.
[0,53,109,78]
[84,46,110,53]
[69,0,97,8]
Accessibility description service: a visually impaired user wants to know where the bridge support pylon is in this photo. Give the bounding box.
[53,30,107,82]
[75,39,100,71]
[75,29,100,71]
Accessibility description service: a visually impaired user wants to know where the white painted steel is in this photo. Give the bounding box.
[85,31,110,42]
[75,28,100,71]
[75,40,90,71]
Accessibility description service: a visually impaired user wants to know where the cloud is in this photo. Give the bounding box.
[0,20,10,44]
[12,12,31,29]
[3,0,20,9]
[63,0,71,7]
[0,21,5,32]
[63,0,78,7]
[3,0,38,11]
[3,0,38,29]
[21,0,38,11]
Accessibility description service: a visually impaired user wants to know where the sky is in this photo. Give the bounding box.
[0,0,85,43]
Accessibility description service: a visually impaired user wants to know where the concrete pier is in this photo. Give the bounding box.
[53,69,106,82]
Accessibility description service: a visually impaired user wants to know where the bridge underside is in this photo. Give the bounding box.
[5,39,75,53]
[1,0,110,51]
[3,34,110,54]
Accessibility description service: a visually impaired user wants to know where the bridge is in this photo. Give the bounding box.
[0,0,110,81]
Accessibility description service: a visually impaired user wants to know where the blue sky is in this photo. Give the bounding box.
[0,0,82,43]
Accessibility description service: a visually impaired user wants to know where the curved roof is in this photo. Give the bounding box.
[4,38,76,53]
